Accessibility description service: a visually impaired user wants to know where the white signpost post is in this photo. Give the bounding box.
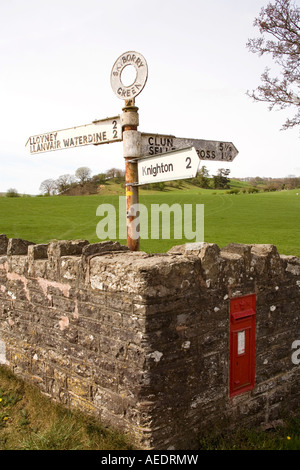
[26,50,239,251]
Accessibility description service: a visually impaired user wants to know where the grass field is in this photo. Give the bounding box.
[0,365,299,450]
[0,366,134,450]
[0,185,300,257]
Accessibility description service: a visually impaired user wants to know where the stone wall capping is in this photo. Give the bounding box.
[251,243,279,255]
[7,237,35,256]
[47,239,90,257]
[28,244,49,260]
[220,251,243,260]
[82,241,129,258]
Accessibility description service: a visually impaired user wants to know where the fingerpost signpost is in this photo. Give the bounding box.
[26,50,238,251]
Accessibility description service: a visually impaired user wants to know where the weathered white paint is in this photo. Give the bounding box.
[141,133,238,162]
[123,130,141,158]
[138,147,199,185]
[111,51,148,100]
[26,116,122,154]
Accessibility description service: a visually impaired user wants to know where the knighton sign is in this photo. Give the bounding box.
[26,116,122,154]
[137,147,200,185]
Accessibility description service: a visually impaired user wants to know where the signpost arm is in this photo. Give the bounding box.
[121,99,140,251]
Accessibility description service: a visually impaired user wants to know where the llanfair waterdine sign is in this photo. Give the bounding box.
[26,116,122,154]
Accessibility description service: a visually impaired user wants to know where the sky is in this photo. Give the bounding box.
[0,0,299,195]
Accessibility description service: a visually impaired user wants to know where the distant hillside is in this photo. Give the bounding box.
[61,181,100,196]
[59,176,252,197]
[39,165,300,198]
[61,177,125,196]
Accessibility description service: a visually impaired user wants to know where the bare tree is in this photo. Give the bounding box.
[75,167,91,184]
[56,174,75,193]
[39,179,56,196]
[105,168,125,179]
[246,0,300,130]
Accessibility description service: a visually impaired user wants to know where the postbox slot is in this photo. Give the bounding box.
[231,309,255,322]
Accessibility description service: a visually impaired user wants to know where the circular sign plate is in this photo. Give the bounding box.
[110,51,148,100]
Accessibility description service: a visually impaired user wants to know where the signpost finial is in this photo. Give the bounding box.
[110,51,148,101]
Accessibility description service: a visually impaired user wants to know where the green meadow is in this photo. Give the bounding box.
[0,186,300,257]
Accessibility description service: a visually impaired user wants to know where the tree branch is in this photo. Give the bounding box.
[246,0,300,131]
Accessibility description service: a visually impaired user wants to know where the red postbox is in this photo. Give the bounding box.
[230,294,256,398]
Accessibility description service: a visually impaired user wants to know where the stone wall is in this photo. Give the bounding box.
[0,234,299,449]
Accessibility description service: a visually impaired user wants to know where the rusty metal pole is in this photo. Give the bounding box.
[121,99,140,251]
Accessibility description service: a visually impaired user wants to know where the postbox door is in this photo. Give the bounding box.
[230,294,256,398]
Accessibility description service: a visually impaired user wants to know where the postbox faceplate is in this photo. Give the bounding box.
[230,294,256,398]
